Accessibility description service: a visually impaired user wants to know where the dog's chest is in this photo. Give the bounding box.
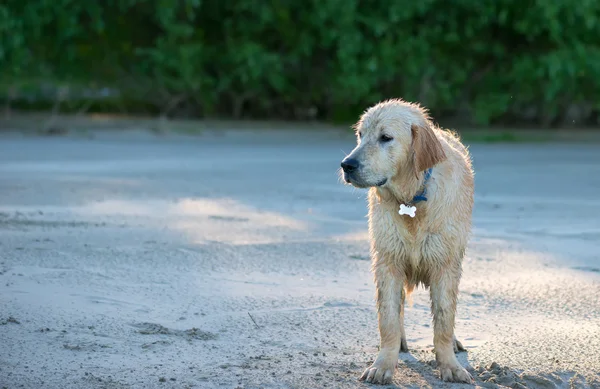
[368,201,437,269]
[370,203,420,246]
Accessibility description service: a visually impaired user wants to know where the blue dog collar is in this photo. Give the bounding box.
[412,168,433,203]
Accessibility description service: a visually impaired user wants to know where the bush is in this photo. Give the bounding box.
[1,0,600,126]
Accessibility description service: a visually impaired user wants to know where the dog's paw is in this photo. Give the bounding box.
[453,337,466,353]
[359,353,397,385]
[439,363,473,383]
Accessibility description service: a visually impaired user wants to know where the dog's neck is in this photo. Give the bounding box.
[376,168,429,206]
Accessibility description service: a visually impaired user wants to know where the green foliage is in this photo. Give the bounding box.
[2,0,600,125]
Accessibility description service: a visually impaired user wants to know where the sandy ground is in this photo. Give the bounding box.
[0,128,599,389]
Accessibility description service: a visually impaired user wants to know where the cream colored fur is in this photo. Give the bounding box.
[341,99,474,385]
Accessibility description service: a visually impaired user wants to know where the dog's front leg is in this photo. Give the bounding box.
[359,262,402,385]
[430,271,472,383]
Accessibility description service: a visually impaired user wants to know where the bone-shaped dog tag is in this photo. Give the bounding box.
[399,204,416,218]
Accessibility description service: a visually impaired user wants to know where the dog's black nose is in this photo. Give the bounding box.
[341,158,359,173]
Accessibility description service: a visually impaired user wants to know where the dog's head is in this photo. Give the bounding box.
[340,99,447,189]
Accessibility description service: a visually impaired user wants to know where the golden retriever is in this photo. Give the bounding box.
[340,99,474,384]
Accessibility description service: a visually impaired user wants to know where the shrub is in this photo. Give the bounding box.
[1,0,600,126]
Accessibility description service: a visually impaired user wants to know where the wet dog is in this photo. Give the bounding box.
[341,99,474,384]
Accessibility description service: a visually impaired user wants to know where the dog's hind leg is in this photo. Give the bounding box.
[453,335,466,353]
[430,270,472,383]
[399,286,408,352]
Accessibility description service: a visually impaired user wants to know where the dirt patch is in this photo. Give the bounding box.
[82,372,129,389]
[63,341,112,352]
[0,316,20,325]
[132,322,217,341]
[141,340,173,349]
[471,362,599,389]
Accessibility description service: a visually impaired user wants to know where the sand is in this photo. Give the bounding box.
[0,128,598,388]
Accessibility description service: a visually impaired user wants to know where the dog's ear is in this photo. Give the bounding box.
[411,123,447,177]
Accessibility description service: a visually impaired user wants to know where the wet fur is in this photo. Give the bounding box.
[343,99,474,385]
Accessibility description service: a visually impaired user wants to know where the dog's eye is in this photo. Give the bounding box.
[380,134,393,143]
[358,132,363,139]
